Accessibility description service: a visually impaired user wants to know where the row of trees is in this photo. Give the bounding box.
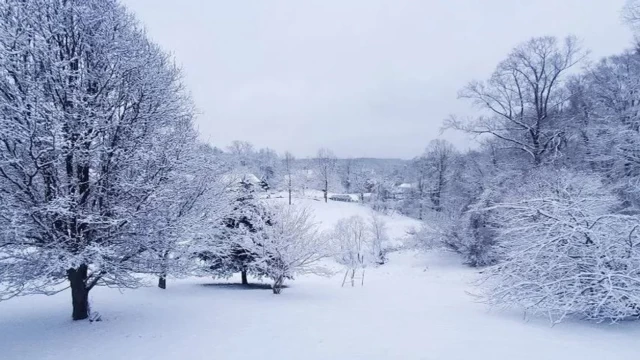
[221,141,403,205]
[404,4,640,322]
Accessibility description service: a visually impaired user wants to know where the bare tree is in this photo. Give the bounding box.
[412,156,431,220]
[350,161,369,203]
[227,140,255,167]
[624,0,640,37]
[424,140,458,212]
[340,158,354,193]
[315,148,338,203]
[283,151,295,205]
[255,147,279,191]
[410,140,457,219]
[447,36,587,166]
[368,212,389,265]
[332,216,370,286]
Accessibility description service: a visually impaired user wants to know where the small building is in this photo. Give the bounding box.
[392,183,415,200]
[329,194,355,202]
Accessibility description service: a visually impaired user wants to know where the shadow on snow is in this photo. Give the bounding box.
[199,282,288,290]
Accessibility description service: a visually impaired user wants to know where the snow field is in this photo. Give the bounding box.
[0,198,638,360]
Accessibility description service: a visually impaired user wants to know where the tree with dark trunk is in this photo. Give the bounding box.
[0,0,199,319]
[68,265,91,320]
[272,275,285,294]
[241,270,249,285]
[158,275,167,290]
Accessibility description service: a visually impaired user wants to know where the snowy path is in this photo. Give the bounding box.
[1,200,639,359]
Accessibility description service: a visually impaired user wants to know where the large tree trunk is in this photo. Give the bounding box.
[272,276,284,294]
[158,274,167,289]
[158,251,168,289]
[67,265,90,321]
[241,269,248,285]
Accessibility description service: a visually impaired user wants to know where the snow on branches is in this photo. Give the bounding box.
[0,0,214,320]
[331,213,390,286]
[481,170,640,323]
[257,204,332,294]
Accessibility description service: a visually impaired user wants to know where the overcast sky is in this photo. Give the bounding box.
[122,0,633,159]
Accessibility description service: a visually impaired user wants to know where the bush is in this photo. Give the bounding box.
[481,170,640,323]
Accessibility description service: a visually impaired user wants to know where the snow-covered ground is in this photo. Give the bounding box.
[1,197,639,360]
[272,194,419,240]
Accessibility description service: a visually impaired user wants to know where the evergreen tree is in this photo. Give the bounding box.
[200,177,271,285]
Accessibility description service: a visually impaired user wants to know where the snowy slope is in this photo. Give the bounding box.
[1,199,639,360]
[271,196,420,241]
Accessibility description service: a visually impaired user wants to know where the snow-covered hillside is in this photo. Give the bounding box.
[0,198,638,360]
[271,195,419,240]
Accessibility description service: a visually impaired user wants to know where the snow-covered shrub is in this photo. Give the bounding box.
[256,204,331,294]
[331,215,380,286]
[459,206,500,267]
[412,208,499,267]
[368,212,389,264]
[332,216,370,269]
[481,170,640,323]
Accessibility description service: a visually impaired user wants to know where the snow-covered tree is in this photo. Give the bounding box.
[423,140,458,212]
[406,140,458,219]
[570,50,640,209]
[370,177,397,214]
[624,0,640,39]
[349,163,370,203]
[255,147,279,192]
[144,144,230,289]
[0,0,199,320]
[227,140,255,168]
[339,158,355,193]
[197,178,271,285]
[315,148,338,202]
[481,170,640,323]
[332,216,371,286]
[447,36,587,166]
[256,204,331,294]
[294,163,315,196]
[368,212,389,265]
[283,151,295,205]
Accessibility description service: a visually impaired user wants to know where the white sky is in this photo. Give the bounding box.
[122,0,633,159]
